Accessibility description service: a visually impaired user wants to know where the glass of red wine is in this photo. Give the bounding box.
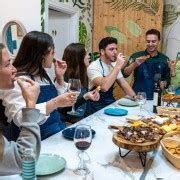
[73,124,92,175]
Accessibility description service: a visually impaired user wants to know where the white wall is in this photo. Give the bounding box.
[0,0,41,42]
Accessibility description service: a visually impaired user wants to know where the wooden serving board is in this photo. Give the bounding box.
[112,133,160,152]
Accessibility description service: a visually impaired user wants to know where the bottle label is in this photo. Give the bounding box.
[153,92,158,106]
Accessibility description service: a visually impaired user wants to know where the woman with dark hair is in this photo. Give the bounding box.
[59,43,100,122]
[0,43,41,175]
[1,31,78,140]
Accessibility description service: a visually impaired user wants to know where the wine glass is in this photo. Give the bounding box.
[136,92,146,117]
[74,124,92,175]
[167,85,176,95]
[67,79,81,116]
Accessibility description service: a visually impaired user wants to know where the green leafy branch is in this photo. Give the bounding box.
[104,0,160,16]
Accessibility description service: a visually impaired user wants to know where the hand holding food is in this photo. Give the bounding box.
[83,89,100,101]
[17,79,40,108]
[135,54,150,66]
[96,85,101,92]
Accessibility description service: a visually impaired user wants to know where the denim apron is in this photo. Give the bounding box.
[90,59,115,113]
[133,60,162,100]
[3,74,65,141]
[30,75,66,140]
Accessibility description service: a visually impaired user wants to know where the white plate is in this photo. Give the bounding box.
[118,98,139,107]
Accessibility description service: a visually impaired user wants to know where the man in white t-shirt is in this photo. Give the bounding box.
[87,37,136,113]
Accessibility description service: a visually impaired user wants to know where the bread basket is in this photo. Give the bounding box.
[157,106,180,117]
[160,131,180,169]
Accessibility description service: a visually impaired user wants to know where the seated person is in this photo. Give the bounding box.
[87,37,136,113]
[0,43,41,175]
[1,31,78,141]
[122,29,170,100]
[57,43,100,122]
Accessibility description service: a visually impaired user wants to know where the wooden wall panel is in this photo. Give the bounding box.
[93,0,164,99]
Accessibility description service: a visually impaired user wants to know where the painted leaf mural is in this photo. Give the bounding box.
[105,26,127,44]
[104,0,160,16]
[41,0,45,32]
[163,4,178,26]
[126,20,142,37]
[79,21,87,44]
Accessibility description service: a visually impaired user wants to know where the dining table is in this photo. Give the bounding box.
[1,100,180,180]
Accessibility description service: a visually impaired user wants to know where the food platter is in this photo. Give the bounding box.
[157,106,180,117]
[162,94,180,103]
[112,132,160,152]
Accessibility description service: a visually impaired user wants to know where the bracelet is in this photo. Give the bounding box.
[52,98,58,110]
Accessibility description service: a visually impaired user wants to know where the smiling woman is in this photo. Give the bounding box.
[0,43,41,176]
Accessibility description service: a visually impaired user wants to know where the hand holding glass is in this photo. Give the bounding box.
[67,79,81,116]
[74,124,92,175]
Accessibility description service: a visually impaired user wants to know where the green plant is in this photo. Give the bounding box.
[104,0,159,16]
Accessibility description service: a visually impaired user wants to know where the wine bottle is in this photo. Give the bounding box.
[153,81,161,113]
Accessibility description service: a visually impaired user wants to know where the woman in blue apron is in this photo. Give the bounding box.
[59,43,100,121]
[3,31,75,141]
[30,74,65,140]
[90,59,115,113]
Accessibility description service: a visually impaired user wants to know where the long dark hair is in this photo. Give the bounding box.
[13,31,54,81]
[0,43,5,65]
[62,43,87,87]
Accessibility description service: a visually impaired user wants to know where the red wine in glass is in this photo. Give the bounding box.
[75,141,91,151]
[73,124,92,175]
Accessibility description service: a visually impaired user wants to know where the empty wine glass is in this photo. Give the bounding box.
[136,92,146,116]
[74,124,92,175]
[67,79,81,116]
[167,85,176,95]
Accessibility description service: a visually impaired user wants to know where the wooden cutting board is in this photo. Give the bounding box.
[112,133,161,152]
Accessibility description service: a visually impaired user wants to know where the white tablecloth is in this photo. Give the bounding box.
[1,100,180,180]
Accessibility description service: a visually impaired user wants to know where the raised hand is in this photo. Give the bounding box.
[168,60,177,77]
[17,79,40,108]
[54,92,79,107]
[54,60,67,84]
[115,53,126,70]
[135,55,150,66]
[83,90,100,101]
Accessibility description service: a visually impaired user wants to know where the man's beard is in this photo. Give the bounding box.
[105,54,116,62]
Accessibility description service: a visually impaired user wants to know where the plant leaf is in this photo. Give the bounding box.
[79,21,87,44]
[104,0,160,16]
[126,20,142,37]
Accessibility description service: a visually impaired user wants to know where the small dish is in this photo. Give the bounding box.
[36,154,66,176]
[104,108,128,116]
[118,98,139,107]
[62,127,96,140]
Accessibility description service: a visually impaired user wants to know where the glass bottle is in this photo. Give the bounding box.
[153,73,161,113]
[153,80,161,113]
[21,148,36,180]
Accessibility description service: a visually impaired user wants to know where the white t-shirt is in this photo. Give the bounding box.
[87,59,123,90]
